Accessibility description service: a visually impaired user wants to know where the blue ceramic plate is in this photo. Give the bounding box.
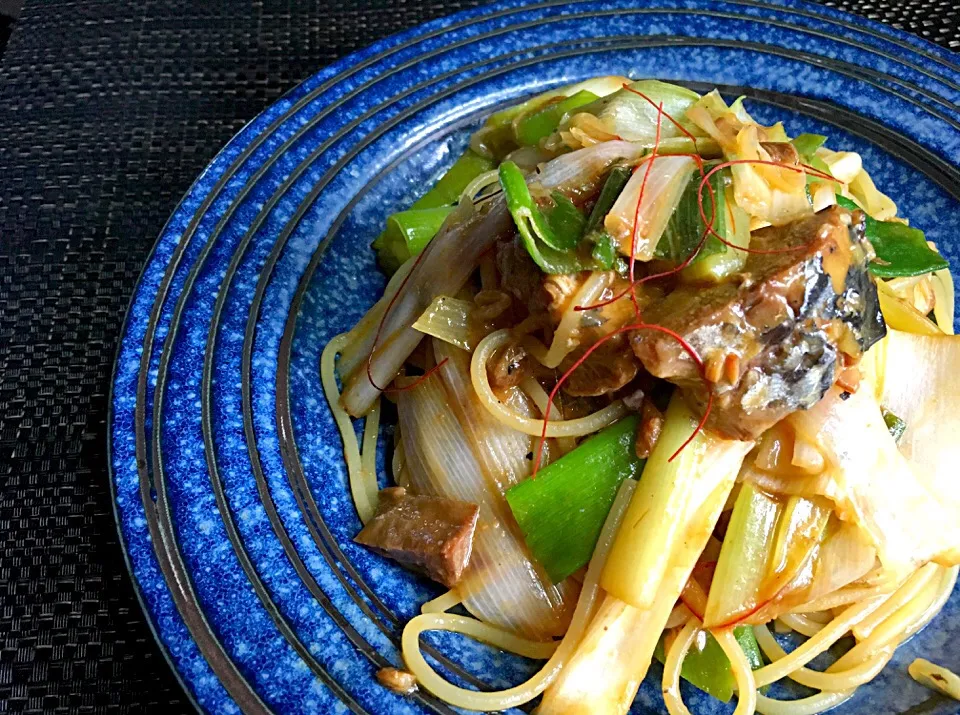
[109,1,960,712]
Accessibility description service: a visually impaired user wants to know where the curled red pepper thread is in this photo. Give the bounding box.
[365,246,436,393]
[530,321,713,478]
[620,83,707,158]
[626,101,665,321]
[694,158,839,256]
[576,91,716,314]
[574,170,718,312]
[384,358,450,394]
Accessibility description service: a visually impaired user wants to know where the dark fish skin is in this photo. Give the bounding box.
[631,206,886,440]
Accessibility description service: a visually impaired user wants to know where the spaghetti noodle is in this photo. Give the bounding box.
[320,76,959,715]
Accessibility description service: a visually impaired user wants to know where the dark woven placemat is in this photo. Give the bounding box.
[0,1,955,713]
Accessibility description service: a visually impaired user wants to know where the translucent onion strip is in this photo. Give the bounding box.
[412,295,474,350]
[434,341,539,498]
[931,262,955,335]
[343,140,648,417]
[337,256,417,380]
[320,333,379,523]
[471,330,628,437]
[401,479,637,711]
[527,271,612,369]
[605,154,698,259]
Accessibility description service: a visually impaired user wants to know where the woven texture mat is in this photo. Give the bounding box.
[0,1,955,713]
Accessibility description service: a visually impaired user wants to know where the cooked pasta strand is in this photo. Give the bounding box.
[751,597,885,687]
[421,590,462,614]
[714,628,757,715]
[400,479,636,711]
[471,330,628,438]
[321,333,379,523]
[755,689,854,715]
[663,622,700,715]
[753,624,891,691]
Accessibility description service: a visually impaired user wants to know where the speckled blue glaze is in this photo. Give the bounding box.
[110,1,960,713]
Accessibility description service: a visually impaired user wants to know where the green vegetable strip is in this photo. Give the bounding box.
[516,90,600,146]
[506,416,644,583]
[373,149,493,273]
[411,150,495,210]
[790,133,827,157]
[547,191,587,249]
[499,161,587,274]
[586,165,633,233]
[654,625,764,702]
[836,196,948,278]
[590,232,619,269]
[882,407,907,443]
[582,165,632,270]
[655,168,728,264]
[376,206,456,271]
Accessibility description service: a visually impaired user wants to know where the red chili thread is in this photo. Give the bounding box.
[574,153,717,313]
[365,247,435,393]
[626,101,665,321]
[693,158,836,256]
[620,84,706,157]
[530,321,713,478]
[384,358,450,394]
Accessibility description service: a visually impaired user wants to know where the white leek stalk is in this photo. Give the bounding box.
[539,397,752,714]
[398,347,571,639]
[604,155,697,260]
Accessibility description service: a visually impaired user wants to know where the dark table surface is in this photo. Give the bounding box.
[0,1,956,713]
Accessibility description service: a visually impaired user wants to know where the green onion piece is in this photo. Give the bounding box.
[412,150,495,210]
[547,191,587,249]
[704,483,782,628]
[505,416,644,583]
[654,625,763,702]
[590,231,618,269]
[882,407,907,443]
[582,166,632,270]
[499,161,587,273]
[656,167,729,264]
[683,180,750,283]
[390,206,456,256]
[791,133,827,157]
[373,149,493,273]
[515,90,600,146]
[373,206,456,274]
[837,196,949,278]
[586,165,633,233]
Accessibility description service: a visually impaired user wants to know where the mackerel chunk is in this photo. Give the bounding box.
[355,487,479,588]
[631,206,886,440]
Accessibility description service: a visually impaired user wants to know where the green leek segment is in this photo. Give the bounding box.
[506,416,644,583]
